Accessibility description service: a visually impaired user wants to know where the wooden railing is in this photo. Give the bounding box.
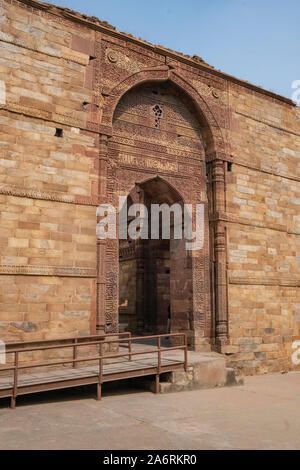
[0,332,188,408]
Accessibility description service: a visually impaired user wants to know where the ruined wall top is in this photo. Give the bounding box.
[8,0,296,108]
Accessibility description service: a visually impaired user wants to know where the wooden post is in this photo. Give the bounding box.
[156,336,161,394]
[155,374,160,394]
[73,338,78,368]
[11,351,18,409]
[184,334,188,372]
[128,335,132,361]
[157,337,161,375]
[96,383,101,401]
[97,342,104,401]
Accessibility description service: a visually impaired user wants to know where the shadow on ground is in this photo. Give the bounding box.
[0,379,149,409]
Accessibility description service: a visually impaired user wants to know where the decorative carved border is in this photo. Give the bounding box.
[0,265,97,277]
[209,210,300,235]
[232,159,300,184]
[102,67,227,156]
[0,103,86,132]
[229,277,300,287]
[119,244,137,261]
[235,111,300,138]
[0,184,98,206]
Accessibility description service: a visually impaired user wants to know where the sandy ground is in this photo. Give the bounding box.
[0,371,300,450]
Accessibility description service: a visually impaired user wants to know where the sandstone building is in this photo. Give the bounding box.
[0,0,299,375]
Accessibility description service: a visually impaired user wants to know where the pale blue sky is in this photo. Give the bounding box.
[46,0,300,99]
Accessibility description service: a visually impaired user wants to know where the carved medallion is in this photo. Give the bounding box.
[107,49,118,63]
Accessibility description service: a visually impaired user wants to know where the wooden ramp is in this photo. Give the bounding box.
[0,333,187,408]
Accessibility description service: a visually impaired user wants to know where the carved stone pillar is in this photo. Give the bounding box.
[212,159,225,213]
[135,186,146,334]
[214,223,228,345]
[211,159,228,346]
[135,239,146,334]
[96,134,108,334]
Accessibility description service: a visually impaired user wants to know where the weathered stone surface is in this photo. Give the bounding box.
[10,321,37,332]
[0,0,299,375]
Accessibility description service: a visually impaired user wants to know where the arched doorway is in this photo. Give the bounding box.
[118,177,191,337]
[108,80,213,349]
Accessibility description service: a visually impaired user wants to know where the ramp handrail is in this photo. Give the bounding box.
[0,332,188,408]
[4,331,131,348]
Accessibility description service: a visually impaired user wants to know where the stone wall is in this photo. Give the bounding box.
[223,84,300,374]
[0,0,299,374]
[0,0,98,340]
[0,274,93,341]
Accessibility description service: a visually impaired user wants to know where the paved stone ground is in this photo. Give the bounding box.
[0,372,300,450]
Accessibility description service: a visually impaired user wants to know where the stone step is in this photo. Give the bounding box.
[138,353,244,393]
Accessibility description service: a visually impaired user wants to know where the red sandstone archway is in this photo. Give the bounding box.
[101,66,226,156]
[97,71,230,350]
[118,177,191,340]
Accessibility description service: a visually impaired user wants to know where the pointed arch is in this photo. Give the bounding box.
[137,175,185,205]
[101,69,229,348]
[101,66,226,155]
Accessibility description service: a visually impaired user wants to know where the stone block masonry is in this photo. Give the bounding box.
[0,0,299,374]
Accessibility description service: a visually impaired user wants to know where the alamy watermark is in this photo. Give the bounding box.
[291,80,300,105]
[0,340,6,365]
[292,341,300,366]
[96,197,205,251]
[0,80,6,105]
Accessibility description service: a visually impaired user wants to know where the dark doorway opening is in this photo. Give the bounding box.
[119,234,170,336]
[118,177,192,339]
